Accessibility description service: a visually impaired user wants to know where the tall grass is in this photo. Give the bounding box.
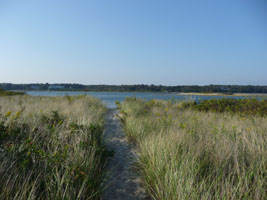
[0,95,107,199]
[118,97,267,200]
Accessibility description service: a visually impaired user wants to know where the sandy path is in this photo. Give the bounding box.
[102,109,148,200]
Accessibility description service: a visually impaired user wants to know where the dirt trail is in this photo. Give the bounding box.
[102,109,148,200]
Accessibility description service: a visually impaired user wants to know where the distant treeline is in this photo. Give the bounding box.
[1,83,267,93]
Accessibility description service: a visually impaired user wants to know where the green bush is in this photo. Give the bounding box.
[0,88,25,96]
[183,98,267,116]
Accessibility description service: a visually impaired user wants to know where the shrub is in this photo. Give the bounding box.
[183,98,267,116]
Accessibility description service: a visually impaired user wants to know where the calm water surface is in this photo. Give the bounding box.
[26,91,261,108]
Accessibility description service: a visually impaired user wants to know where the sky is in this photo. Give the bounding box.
[0,0,266,85]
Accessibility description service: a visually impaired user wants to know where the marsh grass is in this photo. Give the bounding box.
[0,95,107,199]
[119,97,267,200]
[0,88,25,96]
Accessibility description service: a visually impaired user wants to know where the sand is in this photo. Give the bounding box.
[102,109,149,200]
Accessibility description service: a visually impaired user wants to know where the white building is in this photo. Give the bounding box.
[48,85,64,90]
[31,85,40,90]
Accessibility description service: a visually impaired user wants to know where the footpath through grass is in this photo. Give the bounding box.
[0,95,108,199]
[118,97,267,200]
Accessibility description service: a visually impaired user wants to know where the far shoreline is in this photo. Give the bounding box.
[178,92,267,97]
[8,90,267,97]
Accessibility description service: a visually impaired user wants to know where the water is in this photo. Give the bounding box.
[26,91,263,108]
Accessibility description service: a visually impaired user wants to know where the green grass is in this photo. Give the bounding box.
[118,97,267,200]
[0,95,108,199]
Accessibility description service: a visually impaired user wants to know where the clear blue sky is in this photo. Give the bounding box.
[0,0,266,85]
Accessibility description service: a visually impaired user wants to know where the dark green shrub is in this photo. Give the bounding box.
[184,98,267,116]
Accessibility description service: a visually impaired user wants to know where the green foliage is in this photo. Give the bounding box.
[183,98,267,116]
[0,88,25,96]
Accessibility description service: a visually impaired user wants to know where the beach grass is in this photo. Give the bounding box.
[118,97,267,200]
[0,95,108,199]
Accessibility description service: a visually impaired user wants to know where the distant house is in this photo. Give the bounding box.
[31,85,40,90]
[220,86,230,91]
[48,85,64,90]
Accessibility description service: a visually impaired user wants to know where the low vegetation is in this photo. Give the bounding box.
[0,95,107,199]
[183,98,267,116]
[118,97,267,200]
[0,88,25,96]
